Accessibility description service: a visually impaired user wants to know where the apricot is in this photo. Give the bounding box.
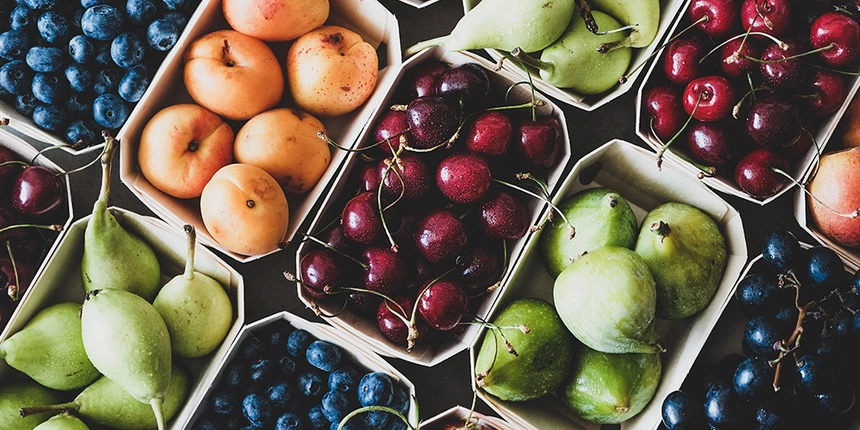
[223,0,329,42]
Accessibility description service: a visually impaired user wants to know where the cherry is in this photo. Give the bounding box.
[369,109,410,156]
[385,210,418,245]
[688,0,740,38]
[377,295,426,346]
[465,111,511,156]
[746,94,801,149]
[348,291,380,316]
[802,67,847,117]
[436,153,492,204]
[781,125,813,161]
[0,147,23,201]
[399,60,446,101]
[355,161,381,193]
[476,187,530,240]
[741,0,793,37]
[0,207,25,242]
[8,230,47,264]
[341,192,383,245]
[417,278,469,331]
[511,116,562,169]
[809,11,860,67]
[456,241,503,295]
[413,209,468,264]
[405,96,461,150]
[317,224,354,255]
[12,165,64,218]
[686,120,735,167]
[734,148,790,199]
[644,85,687,142]
[0,256,35,302]
[416,256,446,283]
[299,249,342,299]
[363,246,406,294]
[435,63,490,112]
[683,75,737,122]
[662,36,707,86]
[759,39,808,90]
[378,153,431,202]
[719,36,762,79]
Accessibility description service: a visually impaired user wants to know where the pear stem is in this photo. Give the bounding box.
[97,131,118,209]
[650,221,671,243]
[151,398,165,430]
[404,36,448,57]
[508,47,553,73]
[182,224,196,280]
[20,402,78,417]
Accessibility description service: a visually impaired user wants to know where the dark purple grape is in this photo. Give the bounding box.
[733,357,775,400]
[761,228,801,272]
[735,271,781,316]
[744,315,790,360]
[661,390,707,430]
[703,379,746,429]
[804,246,847,294]
[796,354,836,394]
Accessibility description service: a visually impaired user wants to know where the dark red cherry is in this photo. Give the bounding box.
[400,60,446,100]
[406,96,461,149]
[456,241,503,295]
[644,85,687,142]
[686,121,735,166]
[7,230,48,264]
[683,75,737,122]
[734,148,790,199]
[435,63,490,111]
[317,224,354,255]
[355,161,381,193]
[416,256,446,283]
[662,36,707,86]
[363,246,406,295]
[0,256,36,302]
[810,11,860,67]
[299,249,342,299]
[341,192,383,245]
[377,295,424,346]
[512,116,562,169]
[348,291,380,316]
[414,209,468,264]
[417,279,469,331]
[12,166,63,218]
[436,153,492,204]
[688,0,740,38]
[465,111,511,156]
[802,68,847,117]
[0,147,24,200]
[741,0,792,36]
[760,40,808,90]
[0,207,25,242]
[378,153,431,202]
[782,124,813,161]
[719,37,762,79]
[370,109,410,156]
[746,95,801,149]
[477,188,530,240]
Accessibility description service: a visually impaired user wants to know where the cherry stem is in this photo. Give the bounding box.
[283,272,350,318]
[772,168,860,218]
[299,234,367,269]
[5,241,19,302]
[492,178,575,239]
[480,99,544,114]
[0,224,63,236]
[400,121,465,153]
[377,161,404,253]
[656,92,702,169]
[515,172,551,200]
[742,43,836,65]
[502,58,539,120]
[699,32,788,65]
[809,63,860,76]
[754,1,775,31]
[733,87,774,119]
[620,15,708,83]
[648,118,716,177]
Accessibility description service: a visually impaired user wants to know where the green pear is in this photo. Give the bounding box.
[21,364,189,430]
[0,382,64,430]
[553,246,664,354]
[33,413,90,430]
[634,202,727,319]
[539,187,638,278]
[81,133,161,302]
[153,224,233,358]
[587,0,661,48]
[80,289,172,430]
[405,0,576,55]
[474,298,575,402]
[559,345,662,424]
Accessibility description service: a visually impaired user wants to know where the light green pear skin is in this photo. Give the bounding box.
[539,11,632,94]
[474,298,575,402]
[33,413,90,430]
[81,134,161,302]
[0,303,100,391]
[80,289,172,427]
[589,0,661,48]
[539,188,638,278]
[559,346,662,424]
[553,246,664,354]
[634,202,728,319]
[0,382,64,430]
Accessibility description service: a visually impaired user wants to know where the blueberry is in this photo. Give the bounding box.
[81,0,109,7]
[32,72,68,104]
[307,340,342,372]
[71,8,84,28]
[26,46,64,73]
[762,228,801,272]
[81,4,125,41]
[279,356,297,378]
[383,419,407,430]
[389,385,408,415]
[22,0,57,10]
[241,336,265,361]
[0,60,34,95]
[68,34,94,64]
[248,359,279,387]
[330,419,365,430]
[242,393,273,428]
[329,367,359,393]
[126,0,158,26]
[37,11,69,45]
[118,64,148,102]
[224,361,246,389]
[93,68,122,94]
[307,405,330,430]
[286,329,312,358]
[275,413,306,430]
[65,63,92,93]
[162,10,187,29]
[363,410,391,428]
[193,416,224,430]
[160,0,184,10]
[357,372,394,407]
[15,93,38,116]
[212,390,239,415]
[94,41,112,66]
[111,32,145,68]
[661,390,705,430]
[296,369,325,398]
[146,18,178,51]
[92,92,128,129]
[0,30,30,61]
[10,6,37,31]
[732,357,773,400]
[32,104,66,131]
[267,381,292,411]
[66,92,92,118]
[320,390,352,423]
[65,120,96,146]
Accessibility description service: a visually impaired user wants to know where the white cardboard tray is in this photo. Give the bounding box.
[422,405,515,430]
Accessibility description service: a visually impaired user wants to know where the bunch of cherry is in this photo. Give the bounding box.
[0,141,68,329]
[642,0,860,200]
[661,229,860,429]
[291,58,564,353]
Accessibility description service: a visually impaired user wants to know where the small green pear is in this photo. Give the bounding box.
[80,288,172,430]
[559,345,662,424]
[539,187,638,278]
[153,224,233,358]
[33,413,90,430]
[0,382,64,429]
[21,364,189,430]
[553,246,664,354]
[474,298,575,402]
[634,202,728,319]
[81,133,161,302]
[0,302,100,391]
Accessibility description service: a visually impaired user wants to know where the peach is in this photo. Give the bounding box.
[287,25,378,118]
[200,163,289,256]
[809,147,860,248]
[234,108,331,194]
[183,30,284,121]
[137,103,234,199]
[223,0,329,42]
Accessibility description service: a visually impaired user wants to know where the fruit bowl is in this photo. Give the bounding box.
[294,46,572,367]
[422,405,516,429]
[469,139,746,429]
[0,128,73,342]
[461,0,686,111]
[118,0,402,262]
[635,0,860,205]
[0,207,244,430]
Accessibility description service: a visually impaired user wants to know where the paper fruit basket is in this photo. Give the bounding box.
[422,405,516,430]
[0,207,244,430]
[294,46,572,367]
[470,140,747,429]
[119,0,402,263]
[0,128,73,342]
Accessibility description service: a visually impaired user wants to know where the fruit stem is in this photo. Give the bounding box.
[20,402,78,417]
[699,31,788,65]
[151,398,166,430]
[282,272,350,318]
[515,172,551,200]
[0,117,8,126]
[492,178,575,239]
[377,160,404,253]
[649,221,671,242]
[741,43,836,65]
[508,47,553,74]
[501,79,539,121]
[656,92,702,170]
[810,63,860,76]
[404,35,448,57]
[95,131,118,213]
[300,234,368,269]
[618,15,710,83]
[182,224,196,280]
[5,241,19,302]
[596,23,639,36]
[648,117,716,177]
[771,168,860,218]
[337,405,416,430]
[407,266,459,350]
[481,99,544,114]
[576,0,598,33]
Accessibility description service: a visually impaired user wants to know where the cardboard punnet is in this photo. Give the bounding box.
[183,310,419,428]
[0,1,210,156]
[422,406,515,430]
[455,0,686,111]
[634,0,860,206]
[294,46,572,367]
[0,207,245,430]
[118,0,402,263]
[0,128,74,342]
[469,140,747,430]
[398,0,444,8]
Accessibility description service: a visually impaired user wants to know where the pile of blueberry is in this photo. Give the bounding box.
[661,229,860,429]
[193,319,411,430]
[0,0,198,148]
